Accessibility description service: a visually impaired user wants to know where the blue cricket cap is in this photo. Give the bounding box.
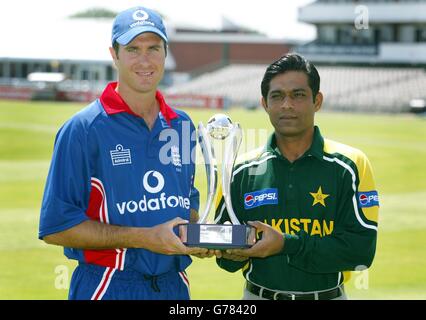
[111,6,168,46]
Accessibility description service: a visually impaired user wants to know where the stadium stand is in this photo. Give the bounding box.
[166,64,426,113]
[166,65,265,109]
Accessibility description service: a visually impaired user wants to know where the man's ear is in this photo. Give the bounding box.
[314,91,323,112]
[109,47,118,66]
[261,97,268,112]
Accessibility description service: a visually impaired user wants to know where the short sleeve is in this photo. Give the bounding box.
[38,119,91,239]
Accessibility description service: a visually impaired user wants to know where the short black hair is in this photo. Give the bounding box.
[113,41,120,57]
[261,53,320,103]
[112,40,168,58]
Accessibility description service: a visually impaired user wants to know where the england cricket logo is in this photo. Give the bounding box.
[171,145,182,168]
[132,10,149,21]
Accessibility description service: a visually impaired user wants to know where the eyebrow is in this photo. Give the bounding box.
[269,90,283,95]
[269,88,307,95]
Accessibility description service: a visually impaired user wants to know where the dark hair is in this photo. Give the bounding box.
[261,53,320,103]
[112,40,168,58]
[113,41,120,57]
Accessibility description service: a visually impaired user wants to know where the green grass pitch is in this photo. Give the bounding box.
[0,99,425,299]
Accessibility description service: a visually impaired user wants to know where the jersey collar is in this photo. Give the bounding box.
[99,82,178,126]
[307,126,325,160]
[266,126,325,162]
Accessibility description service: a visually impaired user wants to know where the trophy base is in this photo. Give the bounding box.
[179,223,256,250]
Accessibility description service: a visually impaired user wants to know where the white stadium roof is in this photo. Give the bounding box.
[0,18,176,69]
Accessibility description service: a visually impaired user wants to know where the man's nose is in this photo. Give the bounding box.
[138,51,152,65]
[280,96,293,109]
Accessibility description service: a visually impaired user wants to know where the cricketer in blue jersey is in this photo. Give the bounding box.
[38,6,211,300]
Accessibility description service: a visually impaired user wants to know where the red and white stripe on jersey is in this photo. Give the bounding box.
[91,267,115,300]
[90,177,109,224]
[84,178,126,270]
[178,271,190,298]
[115,249,126,271]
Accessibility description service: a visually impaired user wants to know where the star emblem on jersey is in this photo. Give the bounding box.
[310,186,330,207]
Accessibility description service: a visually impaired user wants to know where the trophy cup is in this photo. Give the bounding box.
[179,114,256,249]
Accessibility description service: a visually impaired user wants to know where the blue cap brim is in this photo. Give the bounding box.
[115,26,168,45]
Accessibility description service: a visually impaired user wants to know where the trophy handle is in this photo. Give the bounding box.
[222,123,242,225]
[197,122,218,224]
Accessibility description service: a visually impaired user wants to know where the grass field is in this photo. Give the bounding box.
[0,99,425,299]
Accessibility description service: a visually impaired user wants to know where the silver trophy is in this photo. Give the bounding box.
[179,114,256,249]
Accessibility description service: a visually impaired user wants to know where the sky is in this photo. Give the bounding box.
[0,0,316,41]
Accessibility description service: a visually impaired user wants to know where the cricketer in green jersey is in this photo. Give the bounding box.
[214,53,379,300]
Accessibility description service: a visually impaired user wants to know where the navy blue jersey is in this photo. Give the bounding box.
[39,82,199,275]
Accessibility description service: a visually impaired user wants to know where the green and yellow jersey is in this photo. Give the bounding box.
[215,126,379,292]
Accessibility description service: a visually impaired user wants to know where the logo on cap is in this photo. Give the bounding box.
[132,10,149,21]
[112,6,168,45]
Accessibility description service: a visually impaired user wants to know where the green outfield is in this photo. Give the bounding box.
[0,99,425,299]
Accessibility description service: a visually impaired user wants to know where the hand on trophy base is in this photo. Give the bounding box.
[179,223,256,250]
[223,221,285,258]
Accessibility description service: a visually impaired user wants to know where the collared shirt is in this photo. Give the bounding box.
[215,126,379,292]
[39,82,199,275]
[100,82,178,125]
